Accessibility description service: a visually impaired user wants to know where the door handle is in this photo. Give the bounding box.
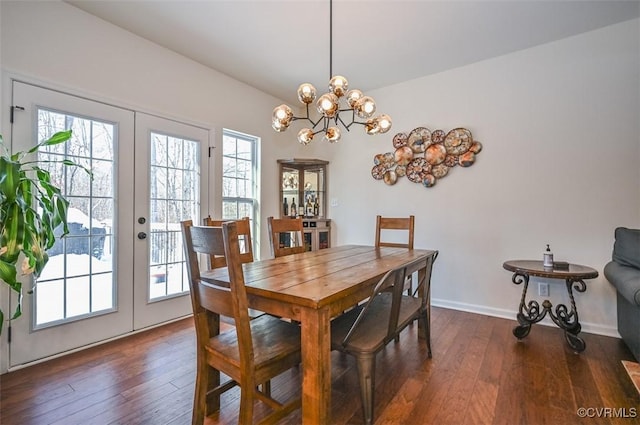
[137,232,147,240]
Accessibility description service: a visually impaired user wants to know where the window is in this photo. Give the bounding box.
[222,129,258,248]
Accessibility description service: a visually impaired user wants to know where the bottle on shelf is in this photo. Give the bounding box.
[306,196,313,217]
[290,198,297,218]
[283,197,288,217]
[313,196,319,217]
[543,244,554,268]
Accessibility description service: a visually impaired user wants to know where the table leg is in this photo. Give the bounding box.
[550,279,586,352]
[511,272,587,352]
[300,307,331,424]
[416,266,432,357]
[512,272,545,339]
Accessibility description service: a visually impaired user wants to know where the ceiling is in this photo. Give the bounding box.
[66,0,639,105]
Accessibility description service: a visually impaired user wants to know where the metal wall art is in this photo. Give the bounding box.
[371,127,482,188]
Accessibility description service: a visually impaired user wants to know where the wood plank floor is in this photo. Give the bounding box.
[1,307,639,425]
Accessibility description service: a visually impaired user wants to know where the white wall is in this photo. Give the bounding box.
[328,18,640,336]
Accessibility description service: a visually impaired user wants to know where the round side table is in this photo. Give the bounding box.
[503,260,598,352]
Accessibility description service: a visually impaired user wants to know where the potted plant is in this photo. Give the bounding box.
[0,130,90,334]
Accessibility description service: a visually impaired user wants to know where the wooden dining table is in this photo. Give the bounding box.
[202,244,437,424]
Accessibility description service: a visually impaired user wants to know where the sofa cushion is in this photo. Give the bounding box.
[612,227,640,269]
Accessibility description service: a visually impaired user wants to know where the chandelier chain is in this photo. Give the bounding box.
[329,0,333,79]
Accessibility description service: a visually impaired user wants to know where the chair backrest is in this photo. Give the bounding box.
[203,216,254,268]
[267,216,306,258]
[340,266,406,346]
[375,215,415,249]
[340,252,438,347]
[181,220,254,369]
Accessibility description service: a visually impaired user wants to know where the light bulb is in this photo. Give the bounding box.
[272,118,289,132]
[354,96,376,119]
[297,83,317,104]
[365,118,380,135]
[297,128,314,145]
[378,114,392,133]
[324,127,341,143]
[316,93,339,118]
[346,89,363,108]
[329,75,349,97]
[273,104,293,124]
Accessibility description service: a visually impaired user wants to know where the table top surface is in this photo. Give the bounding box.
[503,259,599,279]
[202,245,437,310]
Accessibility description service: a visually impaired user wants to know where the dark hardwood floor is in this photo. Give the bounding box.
[1,307,639,425]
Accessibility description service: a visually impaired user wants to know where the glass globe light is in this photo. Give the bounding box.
[297,128,314,145]
[297,83,317,104]
[354,96,376,119]
[272,118,289,132]
[329,75,349,97]
[273,104,293,124]
[316,93,339,118]
[346,89,363,108]
[324,127,341,143]
[364,117,380,135]
[377,114,392,133]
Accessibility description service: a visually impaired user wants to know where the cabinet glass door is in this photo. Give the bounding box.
[281,166,299,218]
[278,159,328,219]
[318,230,330,250]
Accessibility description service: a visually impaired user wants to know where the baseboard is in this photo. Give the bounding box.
[432,298,621,338]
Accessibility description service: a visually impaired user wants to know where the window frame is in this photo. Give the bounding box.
[221,129,259,254]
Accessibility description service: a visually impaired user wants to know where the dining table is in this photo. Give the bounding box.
[201,244,437,424]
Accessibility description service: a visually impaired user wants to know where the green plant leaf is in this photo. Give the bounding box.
[39,178,61,201]
[55,197,70,237]
[27,130,72,153]
[61,159,93,179]
[0,258,19,292]
[0,157,21,202]
[11,294,22,320]
[2,203,26,262]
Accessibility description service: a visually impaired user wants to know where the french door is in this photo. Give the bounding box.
[8,82,209,367]
[133,113,208,329]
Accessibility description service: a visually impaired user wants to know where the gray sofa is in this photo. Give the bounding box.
[604,227,640,362]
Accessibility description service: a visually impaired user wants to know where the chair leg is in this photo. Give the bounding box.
[355,353,376,425]
[206,366,222,413]
[238,385,255,425]
[192,355,210,425]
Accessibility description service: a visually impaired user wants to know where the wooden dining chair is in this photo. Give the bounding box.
[203,216,254,268]
[375,215,415,249]
[375,215,415,295]
[330,251,438,425]
[202,216,264,320]
[181,220,302,425]
[267,216,305,258]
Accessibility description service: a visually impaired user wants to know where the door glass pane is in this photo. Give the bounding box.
[35,109,116,328]
[148,132,199,300]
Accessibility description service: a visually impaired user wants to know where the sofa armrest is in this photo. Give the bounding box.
[604,261,640,306]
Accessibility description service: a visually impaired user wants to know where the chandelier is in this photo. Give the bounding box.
[271,0,392,144]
